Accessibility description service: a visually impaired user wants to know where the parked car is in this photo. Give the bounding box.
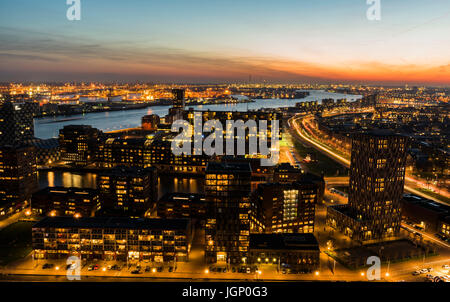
[131,269,141,274]
[412,270,420,276]
[93,264,99,270]
[419,268,428,274]
[88,265,94,271]
[442,265,450,270]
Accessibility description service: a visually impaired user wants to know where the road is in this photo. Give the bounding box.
[0,210,27,231]
[289,115,448,206]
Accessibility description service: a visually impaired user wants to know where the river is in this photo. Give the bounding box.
[34,90,361,139]
[35,90,361,194]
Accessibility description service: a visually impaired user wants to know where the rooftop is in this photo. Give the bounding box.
[33,216,190,230]
[33,186,98,196]
[99,165,156,176]
[249,233,319,251]
[159,192,205,203]
[206,161,251,174]
[403,194,450,215]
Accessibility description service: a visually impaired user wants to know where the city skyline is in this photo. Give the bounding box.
[1,0,450,85]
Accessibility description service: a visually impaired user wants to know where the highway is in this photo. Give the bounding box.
[289,115,448,206]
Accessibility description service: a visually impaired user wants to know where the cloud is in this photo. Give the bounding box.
[0,26,448,85]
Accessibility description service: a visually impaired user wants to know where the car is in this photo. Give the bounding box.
[136,265,141,270]
[88,265,94,271]
[93,264,99,270]
[282,269,287,274]
[426,267,433,272]
[419,268,428,274]
[425,274,434,280]
[42,263,54,269]
[145,266,151,272]
[442,265,450,270]
[412,270,420,276]
[246,267,251,274]
[131,269,141,274]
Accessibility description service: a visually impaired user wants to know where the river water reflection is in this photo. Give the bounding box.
[37,171,204,197]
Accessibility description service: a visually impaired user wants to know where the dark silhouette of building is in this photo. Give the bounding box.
[248,233,319,273]
[401,194,450,234]
[0,101,38,145]
[157,192,206,221]
[167,89,185,123]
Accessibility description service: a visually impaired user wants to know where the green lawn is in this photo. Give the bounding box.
[293,140,349,177]
[0,221,34,265]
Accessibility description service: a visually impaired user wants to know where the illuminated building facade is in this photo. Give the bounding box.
[59,125,102,165]
[439,216,450,239]
[98,166,157,217]
[251,181,318,234]
[148,137,208,174]
[327,131,408,242]
[205,162,264,264]
[97,138,152,168]
[183,108,281,159]
[32,216,191,262]
[0,145,38,216]
[32,187,100,218]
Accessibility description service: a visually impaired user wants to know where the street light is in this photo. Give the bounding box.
[205,269,209,274]
[315,271,319,276]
